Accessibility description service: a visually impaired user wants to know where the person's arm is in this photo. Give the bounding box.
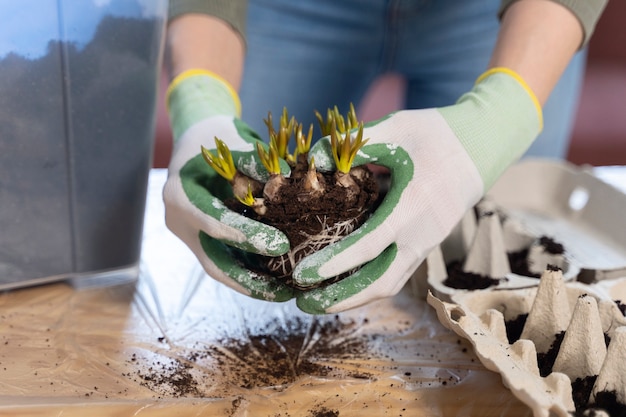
[491,0,582,105]
[166,14,245,90]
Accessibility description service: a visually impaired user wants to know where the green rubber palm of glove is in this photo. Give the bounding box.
[163,70,294,302]
[293,68,543,314]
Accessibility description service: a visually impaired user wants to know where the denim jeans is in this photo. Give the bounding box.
[240,0,585,159]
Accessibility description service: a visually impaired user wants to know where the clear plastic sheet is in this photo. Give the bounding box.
[1,166,623,416]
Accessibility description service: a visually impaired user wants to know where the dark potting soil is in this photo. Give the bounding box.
[535,331,565,377]
[588,391,626,417]
[508,237,564,278]
[443,260,501,290]
[571,375,598,411]
[505,315,626,415]
[128,316,378,400]
[505,321,570,377]
[252,168,379,249]
[308,406,340,417]
[504,313,528,345]
[574,389,626,416]
[537,236,565,255]
[227,167,379,288]
[443,235,565,290]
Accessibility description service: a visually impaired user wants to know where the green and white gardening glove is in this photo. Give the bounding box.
[295,68,543,314]
[163,69,294,301]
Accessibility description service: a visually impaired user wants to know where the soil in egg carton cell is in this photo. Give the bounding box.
[505,312,626,415]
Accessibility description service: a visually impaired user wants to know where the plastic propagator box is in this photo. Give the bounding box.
[0,0,168,289]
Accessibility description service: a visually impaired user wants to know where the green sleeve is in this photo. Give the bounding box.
[168,0,248,42]
[498,0,608,47]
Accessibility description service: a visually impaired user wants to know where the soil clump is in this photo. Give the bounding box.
[129,316,378,398]
[227,167,379,289]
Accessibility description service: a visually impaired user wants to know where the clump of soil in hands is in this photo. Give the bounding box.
[203,105,379,289]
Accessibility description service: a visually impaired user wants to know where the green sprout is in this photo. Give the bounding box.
[236,182,256,207]
[330,121,368,174]
[294,122,313,159]
[202,136,262,200]
[256,141,282,176]
[316,103,359,136]
[201,137,237,181]
[236,183,266,215]
[265,108,296,165]
[202,103,371,208]
[256,140,286,202]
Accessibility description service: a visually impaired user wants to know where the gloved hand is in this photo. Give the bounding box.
[293,68,543,313]
[163,69,294,301]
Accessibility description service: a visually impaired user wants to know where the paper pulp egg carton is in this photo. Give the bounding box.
[426,159,626,416]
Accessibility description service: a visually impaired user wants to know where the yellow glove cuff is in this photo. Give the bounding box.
[166,69,242,141]
[477,67,543,131]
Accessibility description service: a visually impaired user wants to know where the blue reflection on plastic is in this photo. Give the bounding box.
[0,0,163,59]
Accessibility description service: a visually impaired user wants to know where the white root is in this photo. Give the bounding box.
[266,215,362,278]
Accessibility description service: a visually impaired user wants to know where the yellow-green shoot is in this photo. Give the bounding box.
[265,108,296,165]
[294,122,313,160]
[256,141,282,176]
[201,137,237,181]
[201,137,263,200]
[316,103,359,137]
[236,182,256,207]
[330,121,368,174]
[236,182,266,215]
[257,140,286,202]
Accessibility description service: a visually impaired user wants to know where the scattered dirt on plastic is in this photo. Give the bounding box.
[308,406,340,417]
[127,316,378,399]
[205,315,377,389]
